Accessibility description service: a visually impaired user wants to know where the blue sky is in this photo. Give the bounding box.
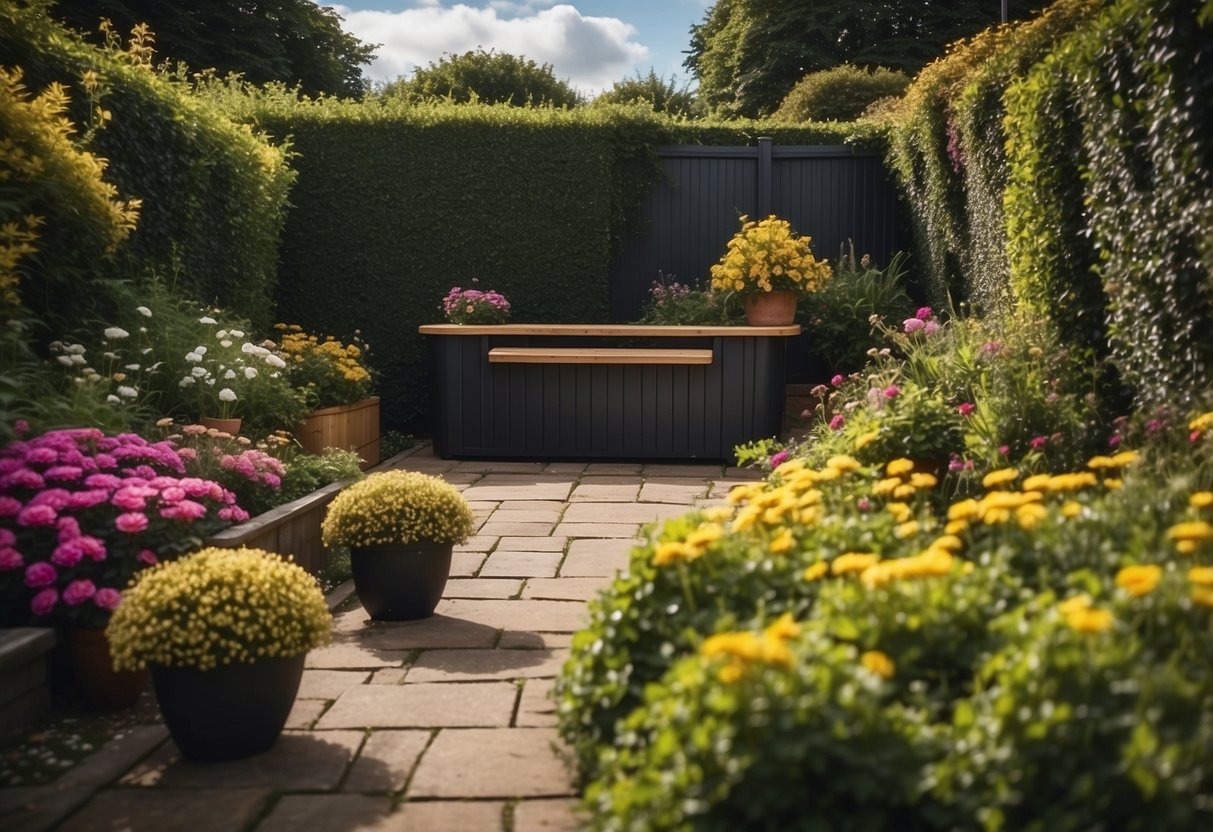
[324,1,710,94]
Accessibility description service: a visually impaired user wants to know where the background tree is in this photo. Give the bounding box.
[51,0,376,98]
[592,69,701,118]
[773,65,910,122]
[685,0,1044,118]
[381,49,580,108]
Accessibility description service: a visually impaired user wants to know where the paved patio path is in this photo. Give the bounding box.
[3,446,760,832]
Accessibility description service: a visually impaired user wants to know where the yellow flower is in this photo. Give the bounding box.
[1086,455,1115,470]
[1045,472,1098,492]
[701,506,733,522]
[948,499,981,522]
[1168,521,1213,542]
[1104,478,1123,490]
[727,483,763,505]
[873,477,902,497]
[930,534,964,553]
[1016,503,1049,530]
[769,528,795,554]
[718,663,745,683]
[1192,586,1213,607]
[886,502,913,523]
[1177,540,1199,556]
[893,484,917,500]
[764,613,800,641]
[832,552,880,576]
[1065,606,1113,634]
[1109,450,1139,467]
[854,430,880,450]
[1190,412,1213,432]
[826,454,861,473]
[860,650,895,680]
[1022,474,1052,492]
[894,520,921,539]
[886,458,915,477]
[1057,594,1093,615]
[653,541,696,567]
[803,562,829,582]
[686,523,723,550]
[945,519,969,535]
[1115,564,1162,597]
[910,472,938,490]
[1188,567,1213,586]
[1061,501,1082,518]
[774,457,806,477]
[1190,492,1213,509]
[982,468,1019,489]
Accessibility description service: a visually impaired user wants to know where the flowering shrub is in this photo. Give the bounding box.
[634,275,742,326]
[321,470,474,547]
[709,215,832,297]
[273,324,373,409]
[0,427,246,628]
[105,547,331,671]
[441,284,511,324]
[178,315,299,423]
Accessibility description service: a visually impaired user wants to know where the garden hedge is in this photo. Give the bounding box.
[0,1,294,327]
[218,85,885,426]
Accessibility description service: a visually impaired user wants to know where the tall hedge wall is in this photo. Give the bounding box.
[0,1,294,327]
[221,87,884,426]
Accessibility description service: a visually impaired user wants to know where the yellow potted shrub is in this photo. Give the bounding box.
[710,215,832,326]
[106,547,332,761]
[321,471,474,620]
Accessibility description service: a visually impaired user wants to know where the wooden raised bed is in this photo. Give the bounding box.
[295,396,380,469]
[205,480,347,575]
[420,324,799,461]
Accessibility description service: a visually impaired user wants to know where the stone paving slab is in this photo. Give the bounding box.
[487,507,564,523]
[56,725,170,788]
[407,728,575,799]
[298,669,372,700]
[369,668,407,685]
[542,461,588,474]
[0,784,96,832]
[497,500,568,511]
[497,535,567,551]
[478,550,562,578]
[342,730,431,793]
[305,642,405,670]
[583,462,643,474]
[450,551,487,577]
[315,682,518,729]
[477,521,557,538]
[561,501,692,524]
[442,578,523,599]
[255,794,391,832]
[395,800,505,830]
[121,731,363,791]
[406,649,566,683]
[56,788,272,832]
[568,477,642,502]
[450,460,548,473]
[638,478,711,503]
[642,463,725,477]
[454,535,498,553]
[560,538,639,578]
[516,678,558,728]
[514,798,583,831]
[522,577,612,601]
[497,632,574,650]
[551,522,642,539]
[460,477,574,502]
[284,699,326,730]
[434,599,587,632]
[354,615,500,651]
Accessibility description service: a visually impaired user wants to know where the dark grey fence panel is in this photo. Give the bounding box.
[609,141,905,322]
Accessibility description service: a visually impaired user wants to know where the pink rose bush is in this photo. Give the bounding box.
[0,428,248,628]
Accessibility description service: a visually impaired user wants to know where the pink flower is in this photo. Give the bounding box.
[79,536,106,561]
[93,587,122,611]
[14,419,29,437]
[67,489,110,510]
[922,321,941,336]
[769,450,790,468]
[51,540,84,568]
[44,465,83,482]
[137,549,158,566]
[830,374,845,387]
[0,496,21,516]
[16,503,57,527]
[829,414,846,430]
[0,548,23,571]
[883,385,901,399]
[1,469,44,489]
[218,506,250,523]
[160,500,207,521]
[83,473,123,490]
[111,487,147,511]
[24,561,57,588]
[30,588,58,617]
[159,486,187,503]
[63,579,96,606]
[1108,434,1123,448]
[0,528,13,546]
[998,445,1010,456]
[957,403,975,417]
[179,477,211,498]
[903,318,925,334]
[856,497,872,512]
[57,516,81,541]
[915,307,933,320]
[1192,430,1204,443]
[1030,435,1049,450]
[177,447,198,460]
[115,511,149,533]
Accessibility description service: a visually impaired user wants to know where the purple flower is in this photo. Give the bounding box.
[883,385,901,399]
[1108,434,1123,448]
[830,374,844,387]
[43,465,83,482]
[915,307,933,321]
[0,496,20,517]
[0,548,23,571]
[829,414,846,431]
[770,450,790,468]
[93,587,122,611]
[24,561,57,588]
[30,588,58,617]
[1030,435,1049,450]
[62,579,96,606]
[115,511,149,533]
[16,503,57,527]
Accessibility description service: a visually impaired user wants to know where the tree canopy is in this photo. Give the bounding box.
[51,0,376,98]
[685,0,1043,118]
[592,70,700,118]
[381,49,580,108]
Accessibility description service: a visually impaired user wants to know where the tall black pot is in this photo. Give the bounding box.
[350,542,453,620]
[151,653,305,762]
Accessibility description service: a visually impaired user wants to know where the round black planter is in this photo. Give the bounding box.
[151,653,305,762]
[350,542,453,620]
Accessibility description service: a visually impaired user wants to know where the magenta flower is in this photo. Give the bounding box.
[770,450,790,468]
[16,503,57,527]
[111,487,147,511]
[30,588,58,617]
[24,561,57,588]
[160,485,187,503]
[93,587,122,611]
[57,515,81,541]
[922,321,941,336]
[79,536,106,561]
[829,414,846,430]
[67,489,110,510]
[137,549,158,566]
[218,506,250,523]
[998,445,1010,456]
[903,318,925,334]
[51,540,84,568]
[957,403,975,417]
[1108,434,1123,448]
[830,374,845,387]
[1030,435,1049,451]
[856,497,872,512]
[915,307,933,320]
[115,511,149,533]
[44,465,84,482]
[84,473,123,490]
[0,496,20,516]
[14,419,29,437]
[63,579,97,606]
[0,548,23,571]
[883,385,901,399]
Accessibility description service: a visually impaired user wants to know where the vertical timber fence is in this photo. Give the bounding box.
[608,139,907,323]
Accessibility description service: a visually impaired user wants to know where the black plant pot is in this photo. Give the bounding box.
[350,542,453,620]
[151,653,305,762]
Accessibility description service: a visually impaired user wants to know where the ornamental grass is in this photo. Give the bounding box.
[320,470,473,548]
[105,547,331,671]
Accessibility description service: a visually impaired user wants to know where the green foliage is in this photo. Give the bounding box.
[277,448,364,504]
[774,64,910,123]
[633,276,742,326]
[591,70,700,118]
[1,1,296,327]
[382,49,579,108]
[52,0,376,98]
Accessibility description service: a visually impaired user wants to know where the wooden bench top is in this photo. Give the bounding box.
[488,347,714,365]
[419,323,801,337]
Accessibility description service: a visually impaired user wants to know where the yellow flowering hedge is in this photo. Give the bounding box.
[321,470,474,547]
[106,547,331,671]
[709,215,832,296]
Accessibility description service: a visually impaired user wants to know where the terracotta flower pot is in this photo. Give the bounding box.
[744,291,798,326]
[68,627,148,711]
[198,416,242,436]
[350,542,452,620]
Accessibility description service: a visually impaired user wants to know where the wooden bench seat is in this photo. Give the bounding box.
[487,347,713,365]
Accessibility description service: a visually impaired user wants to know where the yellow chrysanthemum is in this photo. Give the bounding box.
[982,468,1020,489]
[832,552,880,576]
[803,562,829,582]
[854,430,880,450]
[886,458,915,477]
[1168,521,1213,542]
[1065,606,1113,634]
[1115,564,1162,597]
[1190,492,1213,509]
[860,650,895,680]
[1188,566,1213,586]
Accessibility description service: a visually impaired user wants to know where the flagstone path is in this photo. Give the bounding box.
[2,445,760,832]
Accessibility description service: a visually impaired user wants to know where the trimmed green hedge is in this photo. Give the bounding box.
[218,87,886,426]
[0,2,294,327]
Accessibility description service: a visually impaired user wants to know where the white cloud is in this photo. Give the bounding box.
[330,3,648,95]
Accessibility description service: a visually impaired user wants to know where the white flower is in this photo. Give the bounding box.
[136,306,152,317]
[104,327,129,340]
[195,346,208,355]
[199,316,217,325]
[103,351,117,360]
[206,378,215,386]
[106,394,120,403]
[138,327,147,334]
[185,352,202,363]
[56,355,74,367]
[70,354,86,366]
[244,367,258,379]
[216,329,228,339]
[179,377,195,388]
[191,366,209,378]
[264,354,287,369]
[223,369,236,380]
[116,385,138,398]
[141,347,153,355]
[241,343,269,357]
[218,388,237,402]
[66,343,86,355]
[150,362,163,370]
[220,340,233,348]
[229,329,245,339]
[125,363,141,371]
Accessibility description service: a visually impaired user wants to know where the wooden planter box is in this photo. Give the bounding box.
[205,480,347,575]
[420,324,798,462]
[295,397,380,469]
